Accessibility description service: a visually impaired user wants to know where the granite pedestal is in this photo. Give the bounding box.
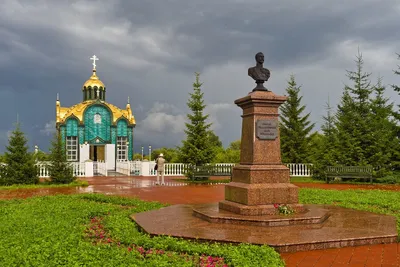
[131,89,398,252]
[219,91,305,216]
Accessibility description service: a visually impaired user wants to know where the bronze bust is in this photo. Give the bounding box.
[248,52,271,91]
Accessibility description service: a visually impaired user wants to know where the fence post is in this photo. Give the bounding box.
[141,161,150,176]
[85,161,94,177]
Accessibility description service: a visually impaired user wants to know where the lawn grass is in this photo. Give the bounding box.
[0,194,284,267]
[290,177,324,183]
[0,179,89,190]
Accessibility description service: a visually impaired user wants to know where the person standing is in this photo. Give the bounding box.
[156,153,166,185]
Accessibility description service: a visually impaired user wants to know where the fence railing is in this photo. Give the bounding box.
[286,163,313,177]
[37,162,86,178]
[35,161,313,178]
[116,161,131,176]
[164,163,189,176]
[97,161,108,176]
[129,160,142,175]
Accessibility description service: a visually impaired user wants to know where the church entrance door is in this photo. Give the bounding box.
[90,145,105,161]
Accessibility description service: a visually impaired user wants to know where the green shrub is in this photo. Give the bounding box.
[374,175,400,184]
[1,124,38,185]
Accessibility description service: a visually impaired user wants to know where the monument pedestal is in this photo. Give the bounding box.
[132,58,398,252]
[219,90,305,215]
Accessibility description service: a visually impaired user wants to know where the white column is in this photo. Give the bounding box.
[80,144,90,163]
[105,144,115,170]
[141,160,150,176]
[85,161,94,177]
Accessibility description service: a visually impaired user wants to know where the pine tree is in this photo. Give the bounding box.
[391,53,400,121]
[391,53,400,170]
[2,124,38,185]
[280,74,315,163]
[368,77,399,173]
[47,132,75,184]
[334,50,373,166]
[178,72,215,166]
[320,99,339,166]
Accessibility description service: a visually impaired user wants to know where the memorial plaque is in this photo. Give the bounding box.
[256,119,277,140]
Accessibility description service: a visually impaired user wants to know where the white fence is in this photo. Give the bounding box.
[96,161,108,176]
[37,162,86,178]
[130,160,142,175]
[36,161,313,178]
[116,161,131,176]
[127,162,312,177]
[286,163,313,177]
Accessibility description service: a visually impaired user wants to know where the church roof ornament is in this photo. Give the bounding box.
[83,55,105,90]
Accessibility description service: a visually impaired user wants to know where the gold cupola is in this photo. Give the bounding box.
[82,55,106,101]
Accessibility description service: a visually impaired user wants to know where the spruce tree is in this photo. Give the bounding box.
[319,99,339,166]
[48,132,75,184]
[334,50,373,166]
[391,53,400,170]
[391,53,400,121]
[368,77,399,173]
[2,124,38,185]
[178,72,215,166]
[280,74,315,163]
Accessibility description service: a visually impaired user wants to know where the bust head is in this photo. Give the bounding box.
[255,52,264,64]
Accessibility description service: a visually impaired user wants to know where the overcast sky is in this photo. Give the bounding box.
[0,0,400,154]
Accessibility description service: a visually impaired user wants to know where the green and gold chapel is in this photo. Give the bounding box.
[55,55,136,168]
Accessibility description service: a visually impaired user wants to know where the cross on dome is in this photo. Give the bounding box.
[90,55,99,70]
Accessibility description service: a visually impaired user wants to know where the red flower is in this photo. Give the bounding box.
[273,203,279,209]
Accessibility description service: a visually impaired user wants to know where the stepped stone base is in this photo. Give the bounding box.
[219,200,305,216]
[224,182,300,206]
[132,203,398,253]
[194,203,327,226]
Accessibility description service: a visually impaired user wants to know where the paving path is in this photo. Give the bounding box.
[0,176,399,266]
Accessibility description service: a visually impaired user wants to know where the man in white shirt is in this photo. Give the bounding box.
[156,153,166,185]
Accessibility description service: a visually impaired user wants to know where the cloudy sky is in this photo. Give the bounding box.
[0,0,400,154]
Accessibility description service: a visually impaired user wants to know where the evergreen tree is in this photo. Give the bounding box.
[391,53,400,121]
[47,133,75,184]
[368,77,399,173]
[391,53,400,170]
[280,74,315,163]
[178,72,215,166]
[319,99,338,166]
[213,140,241,163]
[208,131,223,148]
[2,124,38,185]
[334,50,373,166]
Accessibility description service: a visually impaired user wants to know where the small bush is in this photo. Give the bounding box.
[374,175,400,184]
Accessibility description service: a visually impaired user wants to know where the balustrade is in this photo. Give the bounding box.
[35,161,313,178]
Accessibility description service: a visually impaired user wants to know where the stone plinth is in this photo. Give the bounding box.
[132,204,398,253]
[220,90,304,215]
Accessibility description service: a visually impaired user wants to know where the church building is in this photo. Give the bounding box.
[55,55,136,169]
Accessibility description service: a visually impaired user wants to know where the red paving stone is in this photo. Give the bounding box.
[0,176,399,266]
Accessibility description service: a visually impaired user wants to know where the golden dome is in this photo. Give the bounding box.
[83,69,105,89]
[56,100,136,125]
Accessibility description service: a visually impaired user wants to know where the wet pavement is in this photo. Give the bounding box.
[133,203,397,253]
[2,176,400,202]
[1,176,400,266]
[0,176,226,204]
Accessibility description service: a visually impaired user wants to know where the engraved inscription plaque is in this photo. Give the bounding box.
[256,119,278,140]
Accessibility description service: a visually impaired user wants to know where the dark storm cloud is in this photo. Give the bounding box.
[0,0,399,153]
